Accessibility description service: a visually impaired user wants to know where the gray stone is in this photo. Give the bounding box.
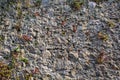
[70,69,76,77]
[0,56,4,61]
[4,48,11,54]
[55,73,63,80]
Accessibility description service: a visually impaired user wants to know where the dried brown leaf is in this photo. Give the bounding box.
[97,52,105,64]
[32,67,40,74]
[22,34,32,41]
[34,12,40,17]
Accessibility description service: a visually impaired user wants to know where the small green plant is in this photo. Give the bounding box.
[0,35,5,42]
[69,0,83,10]
[10,45,21,60]
[14,45,21,52]
[20,58,28,64]
[9,47,20,69]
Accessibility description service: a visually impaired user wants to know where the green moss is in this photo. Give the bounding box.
[62,30,66,35]
[25,73,33,80]
[107,20,116,28]
[70,0,83,10]
[92,0,108,3]
[0,62,12,79]
[98,32,109,41]
[14,46,20,52]
[16,1,22,19]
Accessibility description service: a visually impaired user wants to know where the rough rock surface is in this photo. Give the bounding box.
[0,0,120,80]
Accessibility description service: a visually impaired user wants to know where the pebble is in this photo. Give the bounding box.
[64,76,72,80]
[20,49,25,58]
[5,19,10,26]
[69,51,79,59]
[88,1,97,9]
[42,50,51,59]
[64,5,71,11]
[21,62,26,67]
[4,48,11,53]
[56,37,62,43]
[70,69,76,77]
[100,13,104,17]
[54,73,63,80]
[68,51,79,62]
[61,37,68,44]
